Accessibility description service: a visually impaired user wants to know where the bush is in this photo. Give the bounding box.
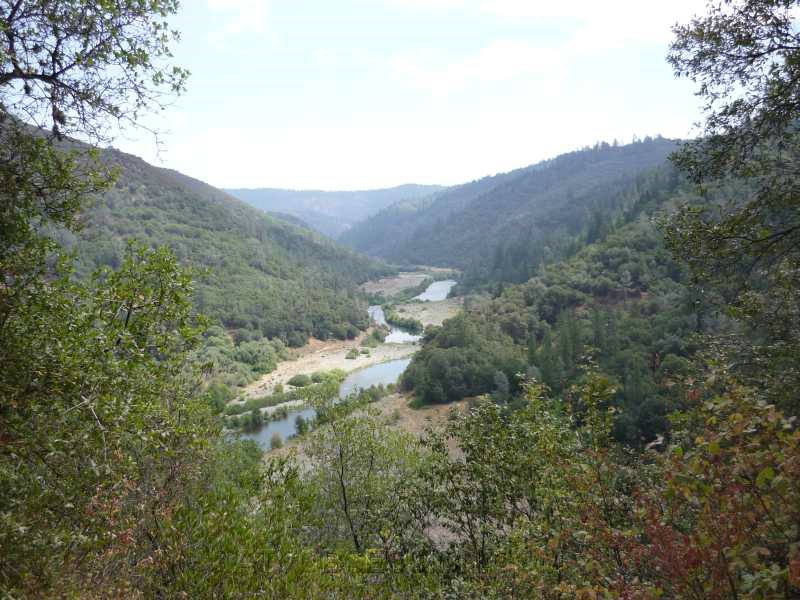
[270,432,283,450]
[203,381,234,414]
[286,330,307,348]
[346,348,360,360]
[288,374,312,387]
[295,415,309,435]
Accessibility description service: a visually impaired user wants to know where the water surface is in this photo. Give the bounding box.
[238,278,457,449]
[368,305,422,343]
[414,280,456,302]
[238,357,411,449]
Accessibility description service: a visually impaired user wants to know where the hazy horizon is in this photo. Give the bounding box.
[115,0,706,191]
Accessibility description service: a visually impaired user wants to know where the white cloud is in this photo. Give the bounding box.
[207,0,269,45]
[392,41,561,96]
[389,0,705,47]
[387,0,466,10]
[389,1,707,98]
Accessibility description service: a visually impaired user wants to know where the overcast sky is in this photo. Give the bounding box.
[116,0,708,191]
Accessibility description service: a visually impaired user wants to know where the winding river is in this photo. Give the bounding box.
[414,279,456,302]
[238,279,456,448]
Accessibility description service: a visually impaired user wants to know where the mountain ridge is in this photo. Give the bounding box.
[340,137,679,274]
[226,184,443,238]
[62,145,393,347]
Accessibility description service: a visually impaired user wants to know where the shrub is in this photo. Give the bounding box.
[270,432,283,450]
[288,374,311,387]
[295,415,309,435]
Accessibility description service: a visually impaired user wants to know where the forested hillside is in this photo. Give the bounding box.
[341,137,677,276]
[403,179,702,445]
[227,184,442,238]
[61,148,393,345]
[5,0,800,598]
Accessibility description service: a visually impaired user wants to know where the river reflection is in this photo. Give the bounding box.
[237,279,456,449]
[237,358,411,448]
[367,305,422,343]
[414,280,456,302]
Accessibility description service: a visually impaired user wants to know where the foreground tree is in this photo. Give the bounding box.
[666,0,800,411]
[636,1,800,594]
[0,1,218,596]
[0,0,187,139]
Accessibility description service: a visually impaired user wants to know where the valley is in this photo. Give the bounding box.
[5,1,800,594]
[233,276,463,449]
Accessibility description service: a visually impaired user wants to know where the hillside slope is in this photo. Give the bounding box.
[227,184,443,238]
[341,138,678,273]
[402,163,700,445]
[60,149,393,346]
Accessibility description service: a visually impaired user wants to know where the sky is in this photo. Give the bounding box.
[116,0,708,191]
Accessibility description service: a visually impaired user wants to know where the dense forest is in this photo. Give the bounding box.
[402,164,703,445]
[3,0,800,598]
[60,147,393,346]
[340,137,677,276]
[228,184,442,238]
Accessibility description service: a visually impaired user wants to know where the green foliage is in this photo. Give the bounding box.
[342,137,677,274]
[194,325,288,389]
[65,149,393,346]
[4,0,800,595]
[632,373,800,598]
[665,0,800,415]
[305,411,425,553]
[361,327,387,348]
[295,414,309,435]
[383,305,424,334]
[0,241,215,595]
[668,0,800,181]
[403,214,703,444]
[288,373,312,387]
[224,371,346,423]
[346,348,360,359]
[0,0,187,139]
[203,380,236,414]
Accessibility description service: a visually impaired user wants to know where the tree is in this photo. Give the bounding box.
[0,1,196,595]
[666,0,800,411]
[0,244,213,595]
[668,0,800,180]
[631,372,800,598]
[305,412,424,555]
[0,0,188,140]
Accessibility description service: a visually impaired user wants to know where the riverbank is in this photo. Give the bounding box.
[270,391,470,463]
[360,267,458,297]
[233,275,464,450]
[397,296,462,328]
[240,335,417,400]
[238,285,461,403]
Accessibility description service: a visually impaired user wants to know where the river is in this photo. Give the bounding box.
[238,357,412,448]
[414,279,456,302]
[367,305,421,343]
[238,279,456,448]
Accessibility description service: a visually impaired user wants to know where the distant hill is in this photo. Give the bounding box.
[226,184,443,238]
[339,138,679,277]
[60,149,393,346]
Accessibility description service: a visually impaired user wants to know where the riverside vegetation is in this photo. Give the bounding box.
[2,0,800,598]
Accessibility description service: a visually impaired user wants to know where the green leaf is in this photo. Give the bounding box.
[756,466,775,489]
